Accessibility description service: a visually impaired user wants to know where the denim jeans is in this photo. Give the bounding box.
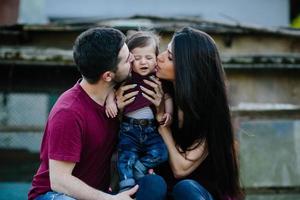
[35,175,167,200]
[136,174,167,200]
[35,191,75,200]
[117,120,168,190]
[172,179,214,200]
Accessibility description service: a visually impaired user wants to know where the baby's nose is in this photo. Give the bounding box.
[140,58,147,63]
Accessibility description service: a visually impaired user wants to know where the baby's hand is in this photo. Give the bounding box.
[162,113,172,127]
[105,102,118,118]
[148,168,155,174]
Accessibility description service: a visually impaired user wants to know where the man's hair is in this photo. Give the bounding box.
[73,27,126,84]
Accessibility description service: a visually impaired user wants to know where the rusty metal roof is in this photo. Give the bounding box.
[1,46,300,69]
[1,16,300,69]
[1,16,300,37]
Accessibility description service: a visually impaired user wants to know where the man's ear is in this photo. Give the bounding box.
[102,71,115,82]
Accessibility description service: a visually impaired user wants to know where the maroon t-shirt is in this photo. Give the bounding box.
[28,81,118,200]
[123,71,155,114]
[123,71,171,114]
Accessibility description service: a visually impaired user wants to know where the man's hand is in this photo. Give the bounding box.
[111,185,139,200]
[115,84,138,111]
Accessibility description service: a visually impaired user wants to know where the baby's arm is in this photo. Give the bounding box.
[105,90,118,118]
[162,93,173,126]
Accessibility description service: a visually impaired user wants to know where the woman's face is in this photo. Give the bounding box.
[156,42,175,81]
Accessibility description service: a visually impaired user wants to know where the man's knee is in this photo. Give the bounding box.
[139,174,167,191]
[54,194,76,200]
[36,191,76,200]
[136,175,167,200]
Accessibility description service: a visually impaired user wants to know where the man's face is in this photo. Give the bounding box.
[114,44,134,83]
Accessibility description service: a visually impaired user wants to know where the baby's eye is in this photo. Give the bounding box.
[146,56,153,60]
[134,56,141,60]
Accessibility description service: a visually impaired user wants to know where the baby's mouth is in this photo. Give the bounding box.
[140,67,148,70]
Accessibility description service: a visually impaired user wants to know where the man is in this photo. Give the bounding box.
[28,27,141,200]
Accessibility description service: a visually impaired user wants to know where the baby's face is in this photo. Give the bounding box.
[131,45,157,76]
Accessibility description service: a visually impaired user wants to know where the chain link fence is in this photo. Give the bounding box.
[0,92,59,182]
[0,93,51,152]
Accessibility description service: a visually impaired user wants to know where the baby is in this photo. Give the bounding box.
[105,31,172,192]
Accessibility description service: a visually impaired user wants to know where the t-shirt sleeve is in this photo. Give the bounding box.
[47,109,83,162]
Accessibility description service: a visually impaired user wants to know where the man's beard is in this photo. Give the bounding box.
[113,68,132,85]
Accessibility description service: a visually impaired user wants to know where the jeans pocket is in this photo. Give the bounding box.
[145,125,159,137]
[120,122,131,133]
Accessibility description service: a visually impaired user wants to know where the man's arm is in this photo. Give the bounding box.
[49,159,112,200]
[49,159,138,200]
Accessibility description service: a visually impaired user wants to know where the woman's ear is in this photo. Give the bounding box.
[102,71,115,82]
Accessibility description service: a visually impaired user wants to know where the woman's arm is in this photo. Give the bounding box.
[140,77,208,179]
[158,126,208,178]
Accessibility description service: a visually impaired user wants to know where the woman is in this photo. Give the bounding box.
[139,27,244,200]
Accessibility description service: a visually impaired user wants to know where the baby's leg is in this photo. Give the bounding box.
[118,150,138,192]
[117,123,140,192]
[134,126,168,179]
[140,137,168,168]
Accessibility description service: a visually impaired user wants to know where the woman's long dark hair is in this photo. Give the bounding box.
[171,27,243,199]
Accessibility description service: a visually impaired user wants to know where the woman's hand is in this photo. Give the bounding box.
[115,84,138,112]
[140,77,165,123]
